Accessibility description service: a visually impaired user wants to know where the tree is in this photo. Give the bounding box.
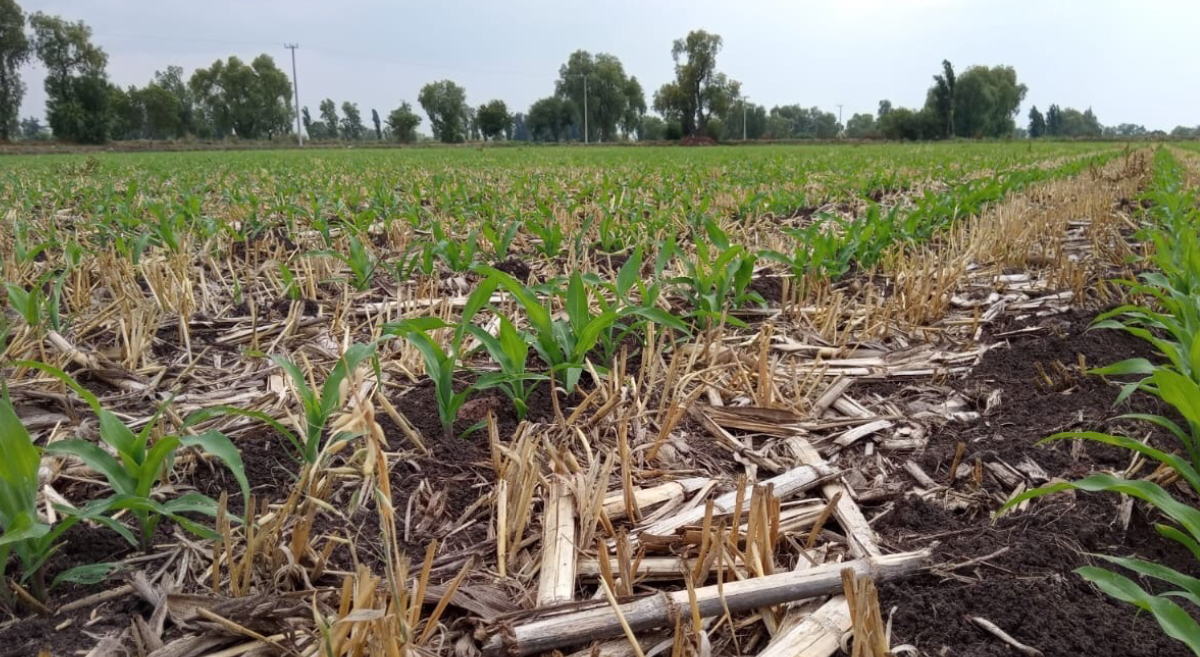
[140,83,182,139]
[1053,106,1102,138]
[19,115,46,139]
[318,98,338,138]
[152,66,193,137]
[527,96,573,142]
[476,99,510,141]
[951,65,1026,138]
[30,12,110,143]
[1046,104,1062,136]
[555,51,644,142]
[511,112,529,141]
[385,101,421,143]
[0,0,31,141]
[878,107,940,140]
[767,105,840,139]
[340,101,364,140]
[929,60,956,139]
[418,79,468,143]
[844,113,877,139]
[653,30,739,136]
[722,101,766,140]
[877,100,892,119]
[190,55,292,139]
[637,115,667,141]
[108,85,141,139]
[621,77,646,138]
[1028,106,1046,138]
[371,108,382,140]
[301,106,313,137]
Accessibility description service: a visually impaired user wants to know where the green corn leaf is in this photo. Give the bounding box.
[1076,567,1200,654]
[1038,430,1200,492]
[180,406,302,459]
[180,431,250,504]
[52,562,123,589]
[44,439,137,494]
[0,386,42,531]
[137,436,181,498]
[1090,358,1157,377]
[1092,553,1200,608]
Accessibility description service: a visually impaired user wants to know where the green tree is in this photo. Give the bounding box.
[768,105,840,139]
[637,115,666,140]
[1028,106,1046,138]
[19,115,46,139]
[877,99,892,118]
[318,98,338,138]
[140,83,182,139]
[301,106,313,137]
[877,107,940,140]
[653,30,740,136]
[621,77,646,138]
[108,84,141,139]
[511,112,529,141]
[190,55,292,139]
[951,65,1026,138]
[928,60,956,139]
[371,108,381,140]
[527,96,573,142]
[0,0,31,141]
[476,99,510,141]
[340,101,364,140]
[1046,104,1062,136]
[385,101,421,143]
[844,112,877,139]
[30,12,110,143]
[722,101,766,140]
[555,51,643,142]
[418,79,468,143]
[152,66,193,137]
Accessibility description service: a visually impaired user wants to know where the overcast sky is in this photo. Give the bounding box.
[17,0,1200,133]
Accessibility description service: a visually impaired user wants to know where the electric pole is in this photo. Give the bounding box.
[569,74,589,144]
[285,44,302,146]
[836,104,843,137]
[743,95,751,141]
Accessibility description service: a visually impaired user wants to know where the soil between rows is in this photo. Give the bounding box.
[877,310,1196,657]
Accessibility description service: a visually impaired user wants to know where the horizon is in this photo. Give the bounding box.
[14,0,1200,135]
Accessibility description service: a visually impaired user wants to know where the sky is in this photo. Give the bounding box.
[15,0,1200,133]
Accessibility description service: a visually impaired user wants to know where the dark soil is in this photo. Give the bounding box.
[186,430,298,515]
[0,524,161,655]
[878,310,1196,657]
[492,257,532,281]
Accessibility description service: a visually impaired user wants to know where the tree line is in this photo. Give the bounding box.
[1,0,1194,144]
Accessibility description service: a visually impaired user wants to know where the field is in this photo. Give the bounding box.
[2,141,1199,657]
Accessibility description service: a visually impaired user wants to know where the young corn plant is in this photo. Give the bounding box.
[478,263,686,393]
[1001,149,1200,654]
[21,362,248,552]
[999,368,1200,654]
[385,282,497,439]
[666,221,764,328]
[0,386,117,603]
[312,234,378,292]
[271,343,379,464]
[467,315,547,421]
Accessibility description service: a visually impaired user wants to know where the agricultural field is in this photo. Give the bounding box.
[1,141,1198,657]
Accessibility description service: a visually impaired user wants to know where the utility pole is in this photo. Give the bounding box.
[285,44,302,146]
[836,104,844,137]
[569,73,589,144]
[743,95,751,141]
